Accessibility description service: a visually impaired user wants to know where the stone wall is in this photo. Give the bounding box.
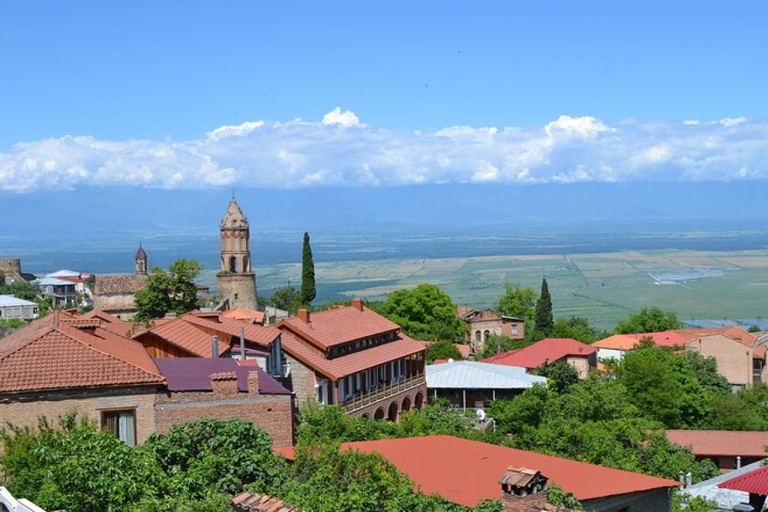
[283,354,316,408]
[217,273,258,310]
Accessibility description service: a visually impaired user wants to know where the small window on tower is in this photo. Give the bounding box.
[229,256,237,272]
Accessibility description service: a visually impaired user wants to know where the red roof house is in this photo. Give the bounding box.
[666,430,768,472]
[482,338,597,379]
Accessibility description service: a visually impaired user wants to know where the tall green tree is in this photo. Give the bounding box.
[300,232,316,305]
[378,284,466,341]
[534,278,554,336]
[495,282,536,321]
[168,259,202,316]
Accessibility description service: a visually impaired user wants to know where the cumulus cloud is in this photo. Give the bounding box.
[2,108,768,192]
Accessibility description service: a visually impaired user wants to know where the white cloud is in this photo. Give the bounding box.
[2,111,768,192]
[321,107,360,127]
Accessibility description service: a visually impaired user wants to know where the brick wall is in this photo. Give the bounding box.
[0,387,158,449]
[154,374,295,448]
[687,335,752,386]
[284,353,316,408]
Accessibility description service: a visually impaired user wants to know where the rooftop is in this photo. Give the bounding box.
[94,274,147,294]
[666,430,768,458]
[0,312,164,394]
[0,295,38,307]
[426,360,546,390]
[278,436,679,507]
[278,302,401,349]
[153,357,291,395]
[720,462,768,495]
[482,338,596,369]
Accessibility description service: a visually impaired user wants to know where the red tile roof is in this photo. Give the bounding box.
[0,312,165,394]
[278,304,400,350]
[666,430,768,458]
[482,338,595,369]
[593,331,688,351]
[720,463,768,494]
[280,330,424,381]
[79,309,134,337]
[278,436,678,507]
[677,326,757,347]
[94,274,147,294]
[222,308,265,323]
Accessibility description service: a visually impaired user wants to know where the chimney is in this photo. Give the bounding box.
[240,327,246,361]
[352,298,364,311]
[212,335,219,358]
[298,308,310,323]
[210,372,238,397]
[737,456,742,469]
[499,466,548,512]
[247,370,260,395]
[685,472,692,488]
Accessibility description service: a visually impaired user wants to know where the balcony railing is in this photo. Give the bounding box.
[341,374,426,413]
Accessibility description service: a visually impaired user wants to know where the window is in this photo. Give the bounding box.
[475,331,481,342]
[102,409,136,446]
[229,256,237,272]
[510,324,518,336]
[484,330,490,342]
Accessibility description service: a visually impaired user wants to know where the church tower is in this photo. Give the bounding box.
[216,197,258,310]
[135,243,147,276]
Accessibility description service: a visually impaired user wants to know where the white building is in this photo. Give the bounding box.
[0,295,39,320]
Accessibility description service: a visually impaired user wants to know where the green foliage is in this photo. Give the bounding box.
[379,284,466,341]
[546,484,583,510]
[134,259,202,320]
[495,282,536,323]
[0,277,38,302]
[684,352,731,395]
[427,340,465,363]
[300,232,316,305]
[549,316,606,344]
[672,491,719,512]
[533,361,580,393]
[268,285,302,313]
[534,278,554,336]
[145,418,286,499]
[710,383,768,430]
[614,306,682,334]
[476,334,534,360]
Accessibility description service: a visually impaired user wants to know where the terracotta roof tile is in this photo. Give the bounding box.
[222,308,265,323]
[593,331,688,350]
[280,331,424,381]
[676,326,757,347]
[230,491,301,511]
[0,313,164,394]
[666,430,768,458]
[279,436,679,507]
[94,274,147,294]
[482,338,595,369]
[279,305,400,349]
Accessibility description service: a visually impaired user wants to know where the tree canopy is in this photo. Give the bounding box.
[534,278,554,336]
[495,282,536,322]
[134,258,202,321]
[378,284,465,341]
[614,306,682,334]
[300,232,316,305]
[268,285,302,313]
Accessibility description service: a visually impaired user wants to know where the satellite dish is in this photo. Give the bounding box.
[476,408,486,421]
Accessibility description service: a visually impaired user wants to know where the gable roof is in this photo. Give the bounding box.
[94,274,147,295]
[482,338,596,369]
[666,430,768,458]
[222,308,265,323]
[679,326,758,348]
[592,331,688,351]
[0,295,38,307]
[280,330,424,381]
[153,358,291,395]
[278,305,400,350]
[278,436,678,507]
[427,361,546,389]
[78,309,134,337]
[720,463,768,495]
[0,312,164,394]
[136,312,280,358]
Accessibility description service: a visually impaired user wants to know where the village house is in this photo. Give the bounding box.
[426,360,546,410]
[666,430,768,473]
[0,295,39,321]
[92,244,149,319]
[592,331,688,361]
[482,338,597,379]
[277,435,680,511]
[276,299,428,420]
[0,310,296,449]
[458,306,525,354]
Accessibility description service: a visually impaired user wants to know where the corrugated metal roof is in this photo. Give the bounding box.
[0,295,38,307]
[720,462,768,494]
[686,458,766,509]
[426,361,546,389]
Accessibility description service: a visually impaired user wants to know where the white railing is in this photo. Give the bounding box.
[0,487,46,512]
[341,374,426,413]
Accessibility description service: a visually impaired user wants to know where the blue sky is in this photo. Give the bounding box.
[2,1,768,191]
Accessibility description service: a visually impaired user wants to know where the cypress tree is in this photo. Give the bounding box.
[534,277,554,336]
[300,232,316,305]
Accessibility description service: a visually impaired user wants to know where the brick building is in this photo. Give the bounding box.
[276,299,428,420]
[482,338,597,380]
[458,307,525,355]
[92,244,149,319]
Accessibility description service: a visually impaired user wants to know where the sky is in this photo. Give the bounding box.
[1,1,768,192]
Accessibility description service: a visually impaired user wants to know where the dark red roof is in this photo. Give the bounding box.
[153,357,291,395]
[278,436,678,507]
[482,338,595,368]
[720,463,768,494]
[667,430,768,458]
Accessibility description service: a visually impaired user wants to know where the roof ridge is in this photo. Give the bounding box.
[0,313,59,361]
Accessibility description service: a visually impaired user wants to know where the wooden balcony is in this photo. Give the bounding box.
[341,374,426,413]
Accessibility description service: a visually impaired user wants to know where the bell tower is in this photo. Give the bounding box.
[216,197,258,310]
[135,243,147,276]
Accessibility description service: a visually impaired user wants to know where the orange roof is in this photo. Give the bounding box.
[593,331,688,351]
[456,306,475,318]
[280,330,424,381]
[482,338,595,369]
[0,312,164,394]
[279,436,678,507]
[222,308,265,324]
[136,312,280,358]
[278,304,400,350]
[677,326,757,347]
[78,309,134,337]
[666,430,768,458]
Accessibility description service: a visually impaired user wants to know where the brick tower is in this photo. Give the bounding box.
[216,197,258,310]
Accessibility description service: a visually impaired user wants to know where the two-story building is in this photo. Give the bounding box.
[457,307,525,355]
[276,298,427,420]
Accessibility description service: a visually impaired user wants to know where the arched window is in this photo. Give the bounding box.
[484,330,490,342]
[475,330,481,342]
[229,256,237,272]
